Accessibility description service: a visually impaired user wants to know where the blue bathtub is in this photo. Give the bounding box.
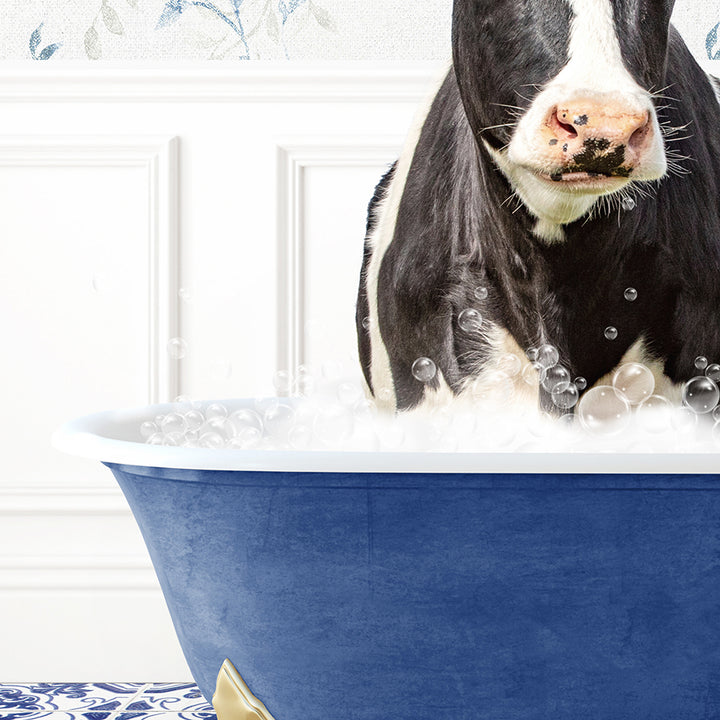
[54,400,720,720]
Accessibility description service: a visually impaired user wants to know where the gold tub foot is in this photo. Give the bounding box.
[212,659,277,720]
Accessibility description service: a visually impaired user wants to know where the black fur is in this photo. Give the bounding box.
[357,4,720,413]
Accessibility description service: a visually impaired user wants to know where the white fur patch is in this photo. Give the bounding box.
[365,64,451,411]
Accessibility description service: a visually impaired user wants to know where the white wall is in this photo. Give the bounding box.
[0,63,437,680]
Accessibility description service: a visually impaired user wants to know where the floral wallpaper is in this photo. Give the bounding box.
[1,0,719,63]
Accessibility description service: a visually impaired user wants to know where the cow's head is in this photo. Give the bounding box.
[453,0,674,236]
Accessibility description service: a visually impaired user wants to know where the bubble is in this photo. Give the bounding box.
[521,361,546,387]
[184,409,205,432]
[682,376,720,414]
[296,365,316,396]
[140,421,158,440]
[167,337,188,359]
[624,287,638,302]
[337,381,364,407]
[199,432,225,449]
[160,412,187,435]
[458,309,483,333]
[577,386,631,436]
[313,405,354,447]
[264,404,296,439]
[542,365,571,393]
[376,387,394,406]
[497,353,522,377]
[714,406,720,423]
[621,197,636,211]
[254,397,280,415]
[362,317,371,331]
[636,394,673,434]
[91,272,113,294]
[207,416,234,439]
[713,422,720,447]
[695,356,709,371]
[612,363,655,405]
[146,432,164,445]
[474,286,489,301]
[273,370,292,394]
[178,288,192,303]
[229,409,263,435]
[551,383,579,410]
[288,424,313,450]
[206,403,229,421]
[412,357,437,383]
[671,406,697,434]
[604,326,618,341]
[707,364,720,383]
[574,376,588,391]
[231,426,263,449]
[174,395,193,406]
[526,347,539,362]
[536,344,560,369]
[378,421,405,450]
[162,432,183,447]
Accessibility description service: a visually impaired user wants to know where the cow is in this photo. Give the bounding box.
[356,0,720,419]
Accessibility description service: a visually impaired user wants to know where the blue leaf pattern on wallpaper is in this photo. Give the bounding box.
[29,23,62,60]
[707,22,720,60]
[155,0,327,59]
[278,0,307,24]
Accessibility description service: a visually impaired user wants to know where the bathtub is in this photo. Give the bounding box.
[54,399,720,720]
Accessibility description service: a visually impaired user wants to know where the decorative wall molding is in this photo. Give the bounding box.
[0,135,179,404]
[0,63,442,104]
[275,137,401,380]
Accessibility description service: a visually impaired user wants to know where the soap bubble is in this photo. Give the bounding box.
[207,416,234,439]
[264,404,296,440]
[521,361,547,387]
[695,356,709,371]
[184,409,206,432]
[288,424,313,450]
[167,337,188,359]
[272,370,292,394]
[178,288,192,303]
[206,403,229,421]
[230,426,262,449]
[672,406,697,434]
[140,421,158,440]
[526,347,539,362]
[713,422,720,447]
[604,326,618,341]
[621,197,636,211]
[682,376,720,414]
[313,405,354,447]
[551,382,579,410]
[91,272,110,293]
[146,432,164,445]
[577,386,631,436]
[612,363,655,405]
[296,365,316,396]
[536,344,560,369]
[160,412,187,435]
[412,357,437,383]
[636,394,673,434]
[542,364,571,393]
[254,397,280,415]
[229,409,263,435]
[162,432,183,447]
[624,287,638,302]
[706,364,720,383]
[458,309,483,333]
[497,353,523,377]
[199,432,225,449]
[474,286,489,301]
[471,371,514,405]
[376,387,394,406]
[337,381,364,407]
[714,406,720,423]
[361,317,371,331]
[574,376,588,391]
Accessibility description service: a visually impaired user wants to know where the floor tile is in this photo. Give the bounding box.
[129,683,214,715]
[0,684,146,714]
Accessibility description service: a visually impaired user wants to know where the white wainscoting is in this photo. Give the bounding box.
[0,64,438,680]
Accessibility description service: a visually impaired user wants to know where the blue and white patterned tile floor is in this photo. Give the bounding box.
[0,683,216,720]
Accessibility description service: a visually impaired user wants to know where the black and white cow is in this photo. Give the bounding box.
[356,0,720,415]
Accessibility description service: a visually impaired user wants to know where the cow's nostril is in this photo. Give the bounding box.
[628,117,651,151]
[550,109,579,140]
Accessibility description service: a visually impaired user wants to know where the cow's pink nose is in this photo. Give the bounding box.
[546,99,652,170]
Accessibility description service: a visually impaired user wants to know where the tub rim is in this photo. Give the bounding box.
[51,399,720,475]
